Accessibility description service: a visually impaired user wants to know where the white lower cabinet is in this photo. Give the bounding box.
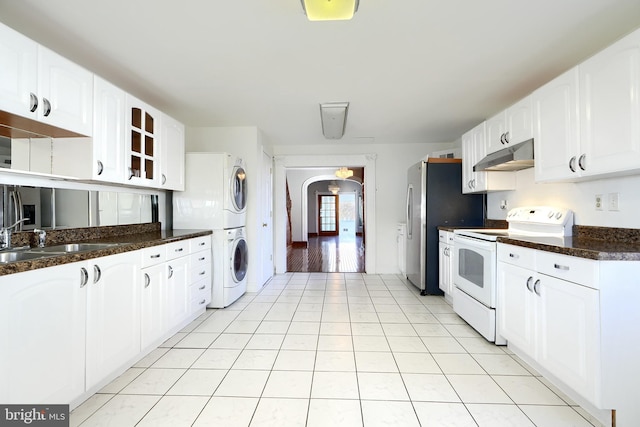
[438,231,454,301]
[85,251,142,391]
[0,234,212,409]
[0,262,86,404]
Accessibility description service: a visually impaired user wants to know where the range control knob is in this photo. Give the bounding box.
[547,211,554,218]
[555,212,563,220]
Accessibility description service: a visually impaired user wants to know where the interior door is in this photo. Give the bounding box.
[318,194,338,236]
[260,151,273,287]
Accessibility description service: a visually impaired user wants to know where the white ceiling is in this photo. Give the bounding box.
[1,0,640,146]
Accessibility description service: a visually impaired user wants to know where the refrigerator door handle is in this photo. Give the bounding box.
[406,184,413,239]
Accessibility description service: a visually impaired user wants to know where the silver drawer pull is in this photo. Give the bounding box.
[150,254,161,259]
[526,276,534,292]
[199,242,206,246]
[534,279,541,296]
[554,263,570,271]
[198,257,206,261]
[199,299,206,305]
[199,271,206,276]
[199,285,206,290]
[509,253,519,259]
[175,248,184,252]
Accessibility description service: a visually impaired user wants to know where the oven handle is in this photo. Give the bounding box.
[453,234,496,251]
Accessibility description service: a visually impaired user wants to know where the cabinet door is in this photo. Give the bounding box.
[497,262,535,355]
[537,274,601,405]
[461,122,487,193]
[86,251,141,390]
[461,130,475,194]
[141,263,167,349]
[167,256,191,329]
[0,262,86,404]
[125,95,161,187]
[580,28,640,177]
[0,22,37,119]
[93,76,126,182]
[533,68,580,182]
[38,46,93,136]
[161,114,185,191]
[438,242,448,293]
[485,112,506,155]
[506,96,533,145]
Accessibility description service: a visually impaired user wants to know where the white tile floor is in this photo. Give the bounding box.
[71,273,605,427]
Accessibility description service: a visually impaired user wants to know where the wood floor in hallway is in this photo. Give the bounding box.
[287,235,365,273]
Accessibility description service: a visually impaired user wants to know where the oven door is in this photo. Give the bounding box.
[453,234,496,308]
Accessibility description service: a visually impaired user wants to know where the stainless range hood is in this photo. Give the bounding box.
[473,138,534,172]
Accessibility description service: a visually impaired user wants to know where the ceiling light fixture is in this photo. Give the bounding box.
[320,102,349,139]
[300,0,359,21]
[335,167,353,179]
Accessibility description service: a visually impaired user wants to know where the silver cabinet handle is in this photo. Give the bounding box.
[43,97,51,117]
[199,299,206,305]
[80,267,89,288]
[578,154,586,171]
[198,256,205,261]
[97,160,104,175]
[526,276,534,292]
[150,254,161,259]
[162,174,167,185]
[504,131,510,144]
[199,271,206,276]
[175,248,184,253]
[533,279,541,296]
[144,273,151,288]
[554,263,570,271]
[168,265,174,279]
[509,253,519,259]
[93,264,102,284]
[199,242,206,246]
[199,285,206,290]
[569,156,577,172]
[29,92,38,112]
[128,167,135,180]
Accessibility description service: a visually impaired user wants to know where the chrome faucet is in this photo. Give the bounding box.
[0,218,30,250]
[34,228,47,248]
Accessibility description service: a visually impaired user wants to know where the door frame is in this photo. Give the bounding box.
[274,154,377,274]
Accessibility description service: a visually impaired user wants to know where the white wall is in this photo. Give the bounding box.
[274,141,456,274]
[487,168,640,228]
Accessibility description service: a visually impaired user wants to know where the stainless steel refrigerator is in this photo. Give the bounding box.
[405,158,484,295]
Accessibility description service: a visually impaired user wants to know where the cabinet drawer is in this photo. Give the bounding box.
[498,243,536,267]
[141,245,166,268]
[438,231,447,243]
[166,240,189,260]
[190,250,210,267]
[191,263,211,283]
[536,251,599,288]
[190,236,212,253]
[190,278,211,310]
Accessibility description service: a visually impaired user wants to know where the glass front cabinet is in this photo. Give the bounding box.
[126,96,160,187]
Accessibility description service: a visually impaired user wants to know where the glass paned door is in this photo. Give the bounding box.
[318,195,338,235]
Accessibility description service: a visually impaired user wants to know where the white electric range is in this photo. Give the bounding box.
[452,206,574,344]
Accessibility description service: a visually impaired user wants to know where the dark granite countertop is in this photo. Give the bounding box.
[439,222,640,261]
[0,223,212,276]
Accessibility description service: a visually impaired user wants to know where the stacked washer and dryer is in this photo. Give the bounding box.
[173,152,249,308]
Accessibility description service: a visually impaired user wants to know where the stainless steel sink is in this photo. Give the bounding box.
[28,243,121,254]
[0,251,50,263]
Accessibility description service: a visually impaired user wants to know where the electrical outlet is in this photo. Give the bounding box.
[608,193,620,211]
[595,194,603,211]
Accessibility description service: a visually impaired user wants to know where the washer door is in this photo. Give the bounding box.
[231,166,247,212]
[231,237,248,282]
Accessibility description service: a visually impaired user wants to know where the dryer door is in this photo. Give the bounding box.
[231,236,248,282]
[231,166,247,212]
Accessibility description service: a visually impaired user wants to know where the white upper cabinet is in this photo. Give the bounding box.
[92,76,126,183]
[161,114,185,191]
[532,68,580,182]
[462,121,515,194]
[485,97,533,155]
[0,23,37,119]
[0,22,93,136]
[579,28,640,178]
[125,95,161,187]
